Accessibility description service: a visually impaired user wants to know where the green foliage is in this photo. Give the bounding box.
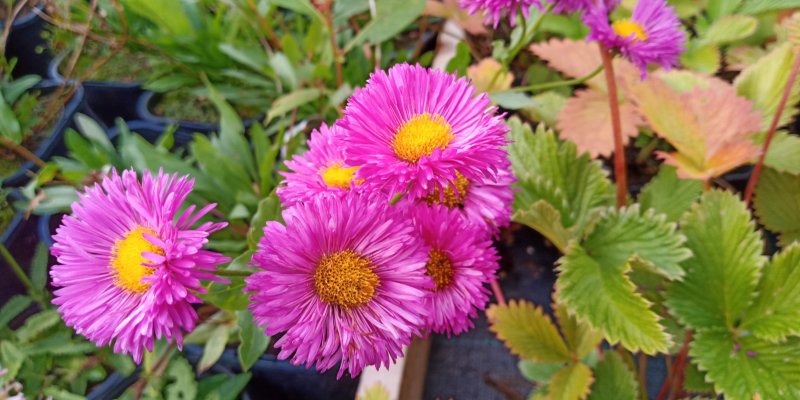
[0,74,42,144]
[507,118,613,251]
[638,166,704,223]
[754,167,800,246]
[489,300,572,363]
[735,42,800,129]
[548,363,593,400]
[741,244,800,342]
[237,310,270,372]
[587,352,638,400]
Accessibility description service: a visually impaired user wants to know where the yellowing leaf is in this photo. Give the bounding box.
[467,58,513,94]
[630,73,763,180]
[548,363,593,400]
[530,38,606,90]
[556,89,644,158]
[555,303,603,359]
[735,42,800,130]
[488,300,572,363]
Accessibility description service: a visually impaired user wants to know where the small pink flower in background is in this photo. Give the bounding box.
[50,169,229,363]
[341,63,508,201]
[459,0,541,27]
[277,123,364,207]
[584,0,685,77]
[245,192,432,378]
[549,0,619,14]
[412,206,499,336]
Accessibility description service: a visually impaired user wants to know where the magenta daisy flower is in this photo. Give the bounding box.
[50,169,229,363]
[402,165,515,237]
[413,205,499,336]
[341,64,508,200]
[245,192,432,377]
[584,0,685,77]
[549,0,618,14]
[277,123,364,207]
[460,0,541,27]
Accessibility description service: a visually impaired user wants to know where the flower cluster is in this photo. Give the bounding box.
[251,63,511,377]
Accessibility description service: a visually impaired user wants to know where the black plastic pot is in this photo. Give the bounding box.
[2,5,52,78]
[135,91,262,135]
[48,52,144,127]
[2,80,85,187]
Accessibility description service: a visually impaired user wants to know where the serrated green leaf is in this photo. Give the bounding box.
[507,118,613,237]
[237,310,270,372]
[198,325,230,373]
[666,191,765,330]
[555,304,602,360]
[557,247,671,354]
[0,341,24,379]
[638,166,704,223]
[741,244,800,341]
[735,42,800,129]
[519,360,564,384]
[754,167,800,246]
[680,42,721,74]
[166,356,198,400]
[684,358,715,393]
[16,310,60,343]
[488,300,572,363]
[587,352,638,400]
[0,295,32,328]
[512,201,573,253]
[548,363,593,400]
[691,329,800,400]
[701,15,758,45]
[762,131,800,175]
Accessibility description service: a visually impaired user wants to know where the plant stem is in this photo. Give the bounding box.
[743,50,800,204]
[490,279,506,306]
[598,43,627,208]
[0,137,47,167]
[133,343,175,400]
[509,65,603,93]
[0,243,34,295]
[638,353,648,400]
[322,0,343,88]
[506,3,553,63]
[656,330,693,400]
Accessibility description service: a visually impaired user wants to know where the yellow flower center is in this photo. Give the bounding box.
[425,171,471,209]
[426,249,454,291]
[392,113,454,163]
[321,164,360,189]
[314,250,379,308]
[612,19,648,41]
[110,226,163,294]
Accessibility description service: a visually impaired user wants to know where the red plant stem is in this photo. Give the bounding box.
[490,279,506,306]
[656,330,693,400]
[744,50,800,204]
[598,43,627,208]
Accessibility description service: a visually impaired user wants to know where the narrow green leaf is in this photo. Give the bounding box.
[247,195,281,250]
[691,329,800,400]
[638,166,703,223]
[346,0,425,48]
[666,190,765,330]
[587,352,638,400]
[75,113,114,153]
[0,341,24,379]
[0,92,22,143]
[548,363,593,400]
[266,89,321,123]
[237,310,270,372]
[488,300,572,363]
[0,295,32,328]
[15,310,60,343]
[754,167,800,246]
[741,244,800,341]
[30,242,49,293]
[198,325,230,373]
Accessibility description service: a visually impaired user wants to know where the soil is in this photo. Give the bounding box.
[0,91,63,177]
[151,89,261,124]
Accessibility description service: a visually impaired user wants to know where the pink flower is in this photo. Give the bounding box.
[584,0,685,77]
[245,192,432,378]
[341,63,508,201]
[278,123,365,207]
[459,0,541,27]
[413,205,499,335]
[50,169,229,363]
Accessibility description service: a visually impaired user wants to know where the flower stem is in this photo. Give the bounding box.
[743,50,800,204]
[490,279,506,306]
[656,330,693,400]
[509,65,603,93]
[598,43,627,208]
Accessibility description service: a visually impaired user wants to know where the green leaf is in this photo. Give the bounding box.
[691,329,800,400]
[247,195,281,250]
[754,167,800,246]
[512,201,573,253]
[0,295,32,328]
[762,131,800,175]
[346,0,425,49]
[488,300,572,363]
[701,15,758,45]
[16,310,60,343]
[638,166,704,223]
[520,91,568,128]
[557,246,671,354]
[735,42,800,129]
[197,373,251,400]
[198,325,230,373]
[266,88,321,123]
[30,242,49,293]
[237,310,270,372]
[42,387,85,400]
[666,190,765,330]
[490,92,537,109]
[165,356,198,400]
[446,42,471,76]
[0,92,22,143]
[518,360,564,383]
[739,0,800,14]
[741,244,800,341]
[680,42,721,74]
[0,341,24,379]
[555,304,602,360]
[587,352,638,400]
[75,113,114,153]
[548,363,593,400]
[507,119,613,236]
